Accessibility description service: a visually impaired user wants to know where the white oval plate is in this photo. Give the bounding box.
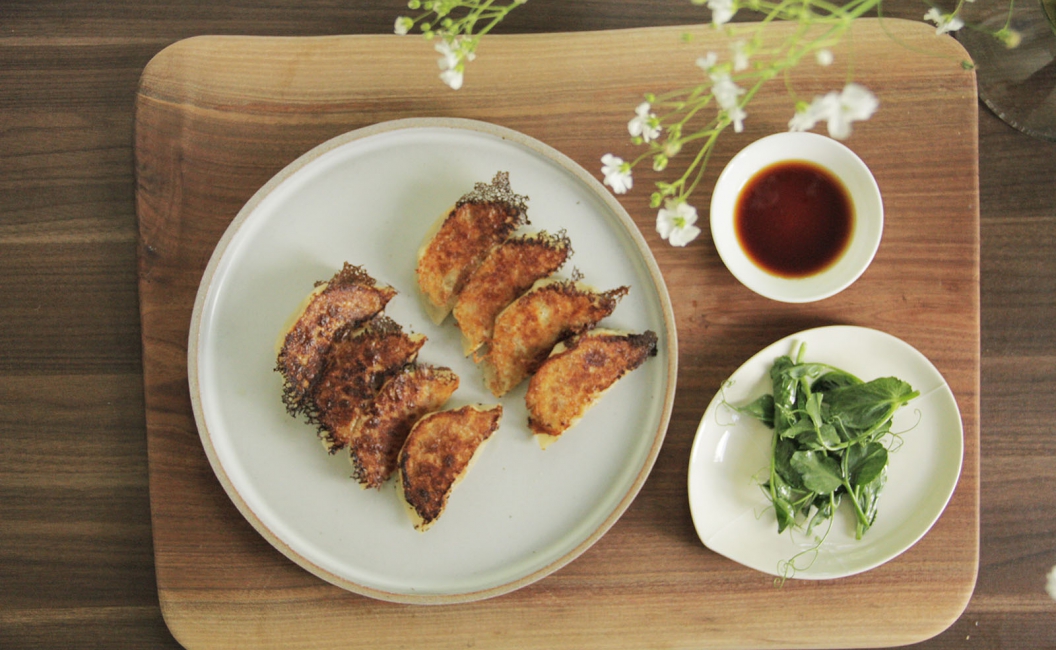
[687,326,962,579]
[188,118,677,604]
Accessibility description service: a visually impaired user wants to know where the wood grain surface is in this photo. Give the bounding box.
[135,19,977,650]
[3,1,1056,649]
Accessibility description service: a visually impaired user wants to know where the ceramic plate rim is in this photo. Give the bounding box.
[187,117,678,604]
[687,325,963,580]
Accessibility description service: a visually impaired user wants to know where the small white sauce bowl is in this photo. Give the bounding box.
[710,132,883,303]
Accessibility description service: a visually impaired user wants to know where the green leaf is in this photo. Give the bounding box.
[772,492,796,533]
[812,368,862,393]
[825,377,920,435]
[795,423,841,450]
[734,394,774,427]
[806,492,840,536]
[773,438,805,489]
[770,355,795,395]
[853,468,887,539]
[780,417,815,440]
[766,473,814,534]
[805,392,824,428]
[769,356,798,437]
[765,475,795,533]
[787,362,844,383]
[843,441,888,487]
[790,450,843,495]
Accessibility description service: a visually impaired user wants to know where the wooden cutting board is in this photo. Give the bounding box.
[135,20,979,649]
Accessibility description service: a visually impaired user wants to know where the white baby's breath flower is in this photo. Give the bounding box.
[394,16,413,35]
[436,39,460,69]
[628,102,662,142]
[601,154,633,194]
[825,83,878,139]
[788,83,878,140]
[731,40,749,72]
[1047,565,1056,601]
[727,104,747,132]
[815,48,834,66]
[435,37,476,90]
[656,200,702,247]
[708,0,737,27]
[788,103,821,132]
[710,71,745,111]
[440,68,464,90]
[924,8,965,34]
[696,52,719,72]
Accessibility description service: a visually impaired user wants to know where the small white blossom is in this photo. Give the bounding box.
[696,52,719,72]
[434,37,477,90]
[825,83,879,139]
[727,104,747,132]
[628,102,662,142]
[708,0,737,26]
[656,200,702,247]
[731,40,749,72]
[1047,565,1056,601]
[440,68,464,90]
[923,8,965,34]
[394,16,413,35]
[436,39,459,69]
[601,154,633,194]
[788,83,878,140]
[710,71,745,111]
[711,70,747,130]
[788,104,821,132]
[815,48,834,66]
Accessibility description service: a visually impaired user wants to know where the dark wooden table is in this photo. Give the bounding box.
[2,1,1054,648]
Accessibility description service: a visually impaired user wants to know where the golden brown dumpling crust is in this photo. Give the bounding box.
[311,317,425,452]
[416,172,528,323]
[526,330,658,441]
[277,264,396,414]
[482,280,629,397]
[453,230,572,359]
[398,404,503,531]
[348,365,460,489]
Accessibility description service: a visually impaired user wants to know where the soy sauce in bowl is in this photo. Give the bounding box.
[734,160,853,278]
[710,131,883,303]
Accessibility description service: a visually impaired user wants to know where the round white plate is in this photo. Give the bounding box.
[188,118,677,603]
[687,326,962,579]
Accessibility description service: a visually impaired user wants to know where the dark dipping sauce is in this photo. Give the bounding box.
[735,160,854,278]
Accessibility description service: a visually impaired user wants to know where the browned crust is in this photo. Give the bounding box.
[525,330,658,439]
[276,263,396,414]
[416,172,529,319]
[483,280,630,397]
[398,404,503,530]
[309,316,426,452]
[453,230,572,358]
[455,171,529,213]
[348,365,460,489]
